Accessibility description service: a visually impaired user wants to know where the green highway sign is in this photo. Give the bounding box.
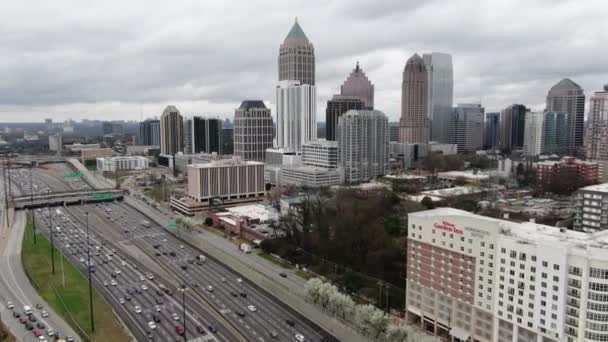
[167,222,177,231]
[64,172,83,178]
[91,193,113,200]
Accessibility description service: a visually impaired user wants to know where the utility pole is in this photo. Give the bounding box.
[86,211,95,332]
[49,205,55,274]
[2,159,8,227]
[30,165,36,244]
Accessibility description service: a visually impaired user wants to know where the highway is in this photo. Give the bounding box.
[68,201,332,342]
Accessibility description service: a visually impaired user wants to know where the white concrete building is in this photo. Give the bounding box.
[302,139,338,168]
[275,80,316,153]
[407,207,608,342]
[187,157,265,205]
[49,134,63,152]
[573,183,608,232]
[524,111,545,156]
[281,165,343,187]
[96,156,148,172]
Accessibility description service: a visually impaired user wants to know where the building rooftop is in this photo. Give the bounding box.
[238,100,267,111]
[579,182,608,192]
[226,204,279,223]
[189,157,264,168]
[283,18,309,43]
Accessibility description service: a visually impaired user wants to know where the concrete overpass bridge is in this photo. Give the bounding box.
[12,189,123,209]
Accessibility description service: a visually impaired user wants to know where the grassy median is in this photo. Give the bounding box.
[21,215,131,342]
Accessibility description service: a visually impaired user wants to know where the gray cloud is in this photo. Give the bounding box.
[0,0,607,122]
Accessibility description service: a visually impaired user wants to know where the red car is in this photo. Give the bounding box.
[33,330,43,337]
[19,317,28,324]
[175,324,184,336]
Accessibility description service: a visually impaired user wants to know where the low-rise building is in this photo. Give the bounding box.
[281,165,343,187]
[573,183,608,232]
[536,156,598,194]
[302,139,338,168]
[49,134,63,152]
[96,156,148,172]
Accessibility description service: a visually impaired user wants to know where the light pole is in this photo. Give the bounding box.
[30,165,36,245]
[178,284,187,342]
[85,211,95,332]
[49,205,55,275]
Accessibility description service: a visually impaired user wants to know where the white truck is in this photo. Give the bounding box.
[23,305,32,315]
[240,243,252,253]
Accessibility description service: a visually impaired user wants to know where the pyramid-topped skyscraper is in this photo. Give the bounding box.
[341,61,374,109]
[278,18,315,85]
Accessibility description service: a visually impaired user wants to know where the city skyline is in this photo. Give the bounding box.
[1,0,607,123]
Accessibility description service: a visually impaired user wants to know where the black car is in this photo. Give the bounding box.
[29,315,37,322]
[208,325,218,333]
[37,322,45,329]
[230,291,238,297]
[126,289,133,295]
[285,319,295,327]
[12,311,20,318]
[187,259,194,264]
[155,298,163,305]
[196,326,207,335]
[169,252,176,257]
[125,295,132,301]
[155,252,161,256]
[236,310,245,317]
[152,314,161,323]
[156,290,164,296]
[240,292,247,298]
[25,322,33,330]
[180,265,188,271]
[279,272,287,278]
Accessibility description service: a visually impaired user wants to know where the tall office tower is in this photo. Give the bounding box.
[233,100,274,162]
[585,85,608,160]
[139,119,160,145]
[340,61,374,109]
[278,18,315,85]
[389,122,400,142]
[337,109,389,183]
[325,95,363,141]
[484,112,500,149]
[498,104,528,150]
[546,78,585,155]
[400,54,430,144]
[184,117,223,155]
[275,80,316,153]
[423,52,454,143]
[450,103,484,153]
[523,112,545,156]
[543,112,571,155]
[160,105,183,155]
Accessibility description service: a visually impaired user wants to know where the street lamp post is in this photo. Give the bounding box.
[179,285,187,342]
[49,205,55,274]
[85,211,95,332]
[30,165,36,245]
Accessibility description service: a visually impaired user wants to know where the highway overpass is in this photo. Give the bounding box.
[12,189,123,209]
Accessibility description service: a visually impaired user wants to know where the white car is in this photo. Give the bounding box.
[114,269,121,275]
[155,305,161,312]
[6,301,14,309]
[134,306,142,314]
[147,321,156,330]
[172,313,180,321]
[121,261,127,266]
[206,286,214,292]
[295,334,306,342]
[220,277,226,283]
[247,305,257,312]
[119,298,125,305]
[110,280,117,286]
[41,310,49,318]
[141,284,148,291]
[38,336,47,342]
[180,245,184,249]
[139,275,145,282]
[236,278,243,284]
[47,329,55,336]
[146,273,154,280]
[103,280,109,286]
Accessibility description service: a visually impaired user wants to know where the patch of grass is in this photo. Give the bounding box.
[21,216,131,342]
[257,252,291,269]
[295,270,314,280]
[0,323,16,342]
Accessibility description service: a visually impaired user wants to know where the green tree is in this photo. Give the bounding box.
[421,196,434,209]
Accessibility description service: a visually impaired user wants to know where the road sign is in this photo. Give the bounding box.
[91,193,113,200]
[64,172,83,178]
[167,222,177,231]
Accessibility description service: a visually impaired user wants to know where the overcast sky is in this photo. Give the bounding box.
[1,0,607,123]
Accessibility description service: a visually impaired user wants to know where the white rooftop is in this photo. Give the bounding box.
[420,186,482,198]
[579,182,608,192]
[437,170,490,180]
[226,204,278,222]
[189,157,264,168]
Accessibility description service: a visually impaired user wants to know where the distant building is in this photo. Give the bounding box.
[546,78,585,155]
[423,52,453,143]
[400,54,430,144]
[325,95,363,141]
[139,120,160,146]
[281,165,343,187]
[275,80,316,153]
[222,127,234,155]
[302,139,338,168]
[65,143,101,152]
[63,120,75,133]
[279,18,315,85]
[542,111,571,155]
[48,134,63,152]
[96,156,148,172]
[389,122,400,142]
[173,152,232,174]
[484,112,500,149]
[389,142,428,169]
[81,148,112,166]
[186,157,265,205]
[585,84,608,160]
[573,183,608,232]
[428,142,457,155]
[160,105,183,155]
[340,61,374,109]
[450,103,484,153]
[233,100,273,162]
[523,112,545,157]
[338,110,389,183]
[184,117,222,155]
[499,104,528,150]
[535,156,598,194]
[102,121,124,135]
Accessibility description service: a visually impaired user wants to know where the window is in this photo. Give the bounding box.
[543,261,548,267]
[554,264,560,271]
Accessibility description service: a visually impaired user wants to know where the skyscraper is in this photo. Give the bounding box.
[400,54,430,144]
[139,119,160,145]
[585,84,608,160]
[523,112,544,157]
[275,80,316,153]
[340,62,374,109]
[546,78,585,155]
[184,117,223,155]
[484,112,500,149]
[325,95,363,141]
[234,100,274,162]
[423,52,453,143]
[337,109,389,183]
[499,104,528,150]
[160,105,183,155]
[450,103,484,153]
[278,18,315,85]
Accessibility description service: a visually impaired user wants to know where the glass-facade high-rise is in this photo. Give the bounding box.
[546,78,585,155]
[423,53,453,143]
[484,112,500,149]
[325,95,363,141]
[543,111,570,155]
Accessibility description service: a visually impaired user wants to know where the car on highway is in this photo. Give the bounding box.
[155,305,161,312]
[110,280,117,286]
[139,275,145,281]
[25,322,34,330]
[206,286,214,292]
[29,315,37,322]
[280,272,288,278]
[248,305,257,312]
[41,310,49,318]
[19,317,28,324]
[220,277,226,283]
[146,273,154,280]
[208,325,218,333]
[37,322,45,329]
[66,336,75,342]
[6,301,14,309]
[38,336,48,342]
[47,329,54,337]
[152,314,161,322]
[119,298,125,305]
[236,310,245,317]
[172,312,180,321]
[34,330,43,337]
[24,305,32,314]
[147,321,156,330]
[295,333,306,341]
[286,319,295,326]
[179,245,184,249]
[13,311,21,318]
[236,278,243,284]
[141,284,148,291]
[134,306,142,314]
[175,324,184,336]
